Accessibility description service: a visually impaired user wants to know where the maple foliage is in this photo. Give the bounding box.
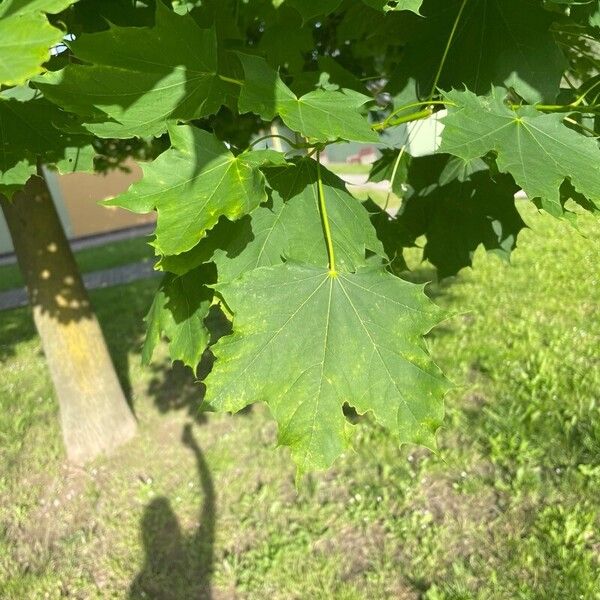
[1,0,599,473]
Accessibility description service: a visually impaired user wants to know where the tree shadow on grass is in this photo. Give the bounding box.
[0,274,237,426]
[129,423,215,600]
[90,279,157,408]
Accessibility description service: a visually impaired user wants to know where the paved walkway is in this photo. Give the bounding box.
[0,260,160,311]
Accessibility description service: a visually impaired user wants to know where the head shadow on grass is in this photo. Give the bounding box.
[129,423,216,600]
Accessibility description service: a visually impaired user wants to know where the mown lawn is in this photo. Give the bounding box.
[328,162,372,176]
[0,204,598,599]
[0,234,154,293]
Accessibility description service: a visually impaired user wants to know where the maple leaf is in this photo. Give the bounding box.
[207,264,447,472]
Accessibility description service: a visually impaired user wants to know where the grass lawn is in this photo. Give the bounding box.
[0,235,154,293]
[0,205,599,599]
[327,162,372,176]
[348,184,402,213]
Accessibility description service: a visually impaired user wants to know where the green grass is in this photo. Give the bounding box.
[327,162,372,175]
[0,235,154,293]
[1,205,599,599]
[347,184,402,212]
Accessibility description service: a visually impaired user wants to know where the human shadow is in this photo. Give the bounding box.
[129,423,215,600]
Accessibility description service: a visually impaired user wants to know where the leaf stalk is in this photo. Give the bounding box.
[248,133,311,150]
[510,102,600,114]
[428,0,469,100]
[372,108,432,131]
[385,99,453,123]
[384,145,406,212]
[218,74,244,86]
[316,152,337,276]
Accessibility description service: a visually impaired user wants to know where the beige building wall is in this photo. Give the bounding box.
[0,161,154,255]
[55,159,155,238]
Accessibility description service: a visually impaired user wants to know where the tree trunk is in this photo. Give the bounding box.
[1,174,137,464]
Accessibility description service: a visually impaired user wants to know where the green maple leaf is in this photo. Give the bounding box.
[0,0,78,86]
[1,1,78,15]
[262,160,384,266]
[154,215,252,278]
[393,0,566,102]
[224,159,384,271]
[440,89,600,216]
[0,96,95,197]
[398,155,524,278]
[362,0,422,13]
[257,7,314,74]
[285,0,421,19]
[212,197,288,282]
[284,0,342,21]
[143,267,213,371]
[106,124,285,256]
[237,54,378,143]
[156,158,385,280]
[206,264,447,472]
[216,158,385,280]
[35,2,231,137]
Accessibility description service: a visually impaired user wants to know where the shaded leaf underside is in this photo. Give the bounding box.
[394,0,566,102]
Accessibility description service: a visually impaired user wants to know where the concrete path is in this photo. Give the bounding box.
[0,260,160,311]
